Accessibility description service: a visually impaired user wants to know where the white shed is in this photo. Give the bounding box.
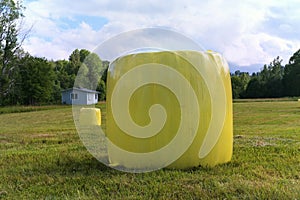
[61,87,100,105]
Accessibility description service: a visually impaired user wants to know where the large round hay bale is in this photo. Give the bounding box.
[106,50,233,170]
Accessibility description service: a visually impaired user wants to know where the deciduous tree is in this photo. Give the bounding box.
[17,55,55,105]
[0,0,27,105]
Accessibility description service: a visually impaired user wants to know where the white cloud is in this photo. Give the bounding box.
[22,0,300,70]
[223,33,300,66]
[23,37,69,60]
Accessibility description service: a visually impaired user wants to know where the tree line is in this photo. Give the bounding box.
[231,50,300,99]
[0,0,108,105]
[1,0,300,106]
[1,48,108,106]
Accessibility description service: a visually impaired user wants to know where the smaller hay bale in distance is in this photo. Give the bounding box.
[79,108,101,126]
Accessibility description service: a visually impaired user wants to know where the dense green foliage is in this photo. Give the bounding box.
[0,47,108,105]
[231,55,300,99]
[0,101,299,199]
[231,71,250,99]
[0,0,25,105]
[283,49,300,96]
[17,55,56,105]
[0,0,108,105]
[74,51,104,90]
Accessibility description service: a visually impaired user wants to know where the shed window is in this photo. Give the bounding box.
[95,94,98,100]
[71,93,78,100]
[88,93,92,101]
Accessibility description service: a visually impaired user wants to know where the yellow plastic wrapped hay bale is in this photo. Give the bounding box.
[106,50,232,170]
[79,108,101,126]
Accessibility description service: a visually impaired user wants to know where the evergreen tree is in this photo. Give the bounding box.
[244,56,284,98]
[283,49,300,96]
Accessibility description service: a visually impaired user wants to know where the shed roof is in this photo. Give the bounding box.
[61,87,100,94]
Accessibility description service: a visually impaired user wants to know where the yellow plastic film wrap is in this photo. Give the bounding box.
[79,108,101,126]
[106,50,232,170]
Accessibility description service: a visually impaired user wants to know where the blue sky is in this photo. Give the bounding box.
[22,0,300,73]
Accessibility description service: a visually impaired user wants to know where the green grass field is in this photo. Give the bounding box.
[0,101,299,199]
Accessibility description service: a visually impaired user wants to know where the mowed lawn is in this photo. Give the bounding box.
[0,101,299,199]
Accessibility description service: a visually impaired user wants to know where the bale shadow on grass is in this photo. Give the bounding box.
[40,155,121,176]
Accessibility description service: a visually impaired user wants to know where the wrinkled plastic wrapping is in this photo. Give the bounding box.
[106,50,232,170]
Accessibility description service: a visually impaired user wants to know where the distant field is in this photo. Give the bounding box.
[0,105,70,114]
[233,97,300,102]
[0,101,299,199]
